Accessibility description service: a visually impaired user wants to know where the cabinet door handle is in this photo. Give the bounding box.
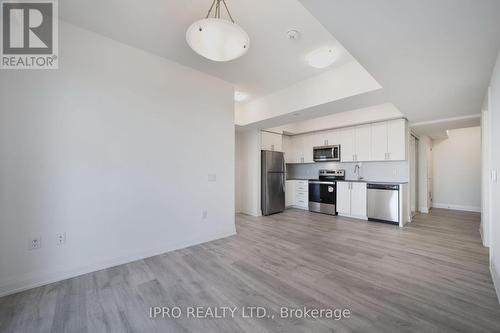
[387,152,390,160]
[271,144,274,151]
[353,154,355,161]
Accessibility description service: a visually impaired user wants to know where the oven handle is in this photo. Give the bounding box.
[308,181,335,185]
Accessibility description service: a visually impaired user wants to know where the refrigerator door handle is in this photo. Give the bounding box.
[282,158,286,192]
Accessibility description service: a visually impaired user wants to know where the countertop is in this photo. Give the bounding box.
[287,178,408,184]
[338,179,408,185]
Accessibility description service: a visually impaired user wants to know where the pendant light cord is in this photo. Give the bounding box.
[205,0,235,23]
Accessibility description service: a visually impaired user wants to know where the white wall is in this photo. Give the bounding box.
[432,127,481,212]
[488,50,500,303]
[418,135,433,213]
[0,23,236,296]
[235,129,261,216]
[481,106,492,247]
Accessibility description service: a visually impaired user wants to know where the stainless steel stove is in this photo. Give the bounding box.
[308,170,345,215]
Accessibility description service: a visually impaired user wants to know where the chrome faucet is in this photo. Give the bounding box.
[354,164,363,180]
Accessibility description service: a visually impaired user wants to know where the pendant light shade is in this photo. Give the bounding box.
[186,0,250,62]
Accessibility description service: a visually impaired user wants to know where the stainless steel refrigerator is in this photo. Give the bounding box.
[261,150,286,216]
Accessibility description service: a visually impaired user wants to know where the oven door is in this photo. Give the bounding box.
[308,181,336,215]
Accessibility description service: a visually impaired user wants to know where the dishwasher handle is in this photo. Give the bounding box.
[367,184,399,191]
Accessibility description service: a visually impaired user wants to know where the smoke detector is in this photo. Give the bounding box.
[286,29,300,40]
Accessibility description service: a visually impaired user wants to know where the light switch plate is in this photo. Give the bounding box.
[208,174,217,182]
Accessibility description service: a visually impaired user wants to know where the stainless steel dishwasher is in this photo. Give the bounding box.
[367,183,399,224]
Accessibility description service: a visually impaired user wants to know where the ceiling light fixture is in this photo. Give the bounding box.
[306,48,336,69]
[234,91,248,102]
[186,0,250,62]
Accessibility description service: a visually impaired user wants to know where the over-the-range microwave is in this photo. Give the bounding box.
[313,145,340,162]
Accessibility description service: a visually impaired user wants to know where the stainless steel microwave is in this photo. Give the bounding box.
[313,145,340,162]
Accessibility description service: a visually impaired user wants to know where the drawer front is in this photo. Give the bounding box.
[295,196,308,207]
[295,192,308,202]
[295,184,308,192]
[296,180,308,187]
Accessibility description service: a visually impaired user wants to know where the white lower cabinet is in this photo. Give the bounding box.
[336,181,367,219]
[285,180,294,207]
[294,180,309,209]
[350,182,367,218]
[336,182,351,215]
[285,180,309,210]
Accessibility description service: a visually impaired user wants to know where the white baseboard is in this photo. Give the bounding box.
[479,226,490,248]
[237,209,261,216]
[491,260,500,305]
[432,203,481,212]
[419,206,429,214]
[0,230,236,298]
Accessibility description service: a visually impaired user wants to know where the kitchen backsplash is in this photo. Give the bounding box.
[286,161,409,183]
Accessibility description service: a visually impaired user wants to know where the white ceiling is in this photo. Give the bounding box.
[60,0,500,135]
[59,0,353,102]
[410,115,480,140]
[299,0,500,123]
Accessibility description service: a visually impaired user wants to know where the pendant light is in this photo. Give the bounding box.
[186,0,250,62]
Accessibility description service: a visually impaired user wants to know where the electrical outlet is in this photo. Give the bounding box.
[202,210,208,220]
[29,237,41,250]
[56,232,66,246]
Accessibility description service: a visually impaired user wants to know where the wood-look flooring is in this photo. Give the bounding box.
[1,208,499,332]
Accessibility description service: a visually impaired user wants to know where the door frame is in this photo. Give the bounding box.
[410,133,419,217]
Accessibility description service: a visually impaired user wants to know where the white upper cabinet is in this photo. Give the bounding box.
[340,128,356,162]
[261,131,283,152]
[289,133,315,163]
[314,129,340,147]
[325,130,340,146]
[290,135,304,163]
[308,132,324,148]
[282,135,293,164]
[340,125,371,162]
[370,119,407,161]
[280,119,406,164]
[371,121,389,161]
[355,124,372,161]
[387,119,406,160]
[302,134,316,163]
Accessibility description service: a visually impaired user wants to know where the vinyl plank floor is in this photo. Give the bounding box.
[1,208,499,333]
